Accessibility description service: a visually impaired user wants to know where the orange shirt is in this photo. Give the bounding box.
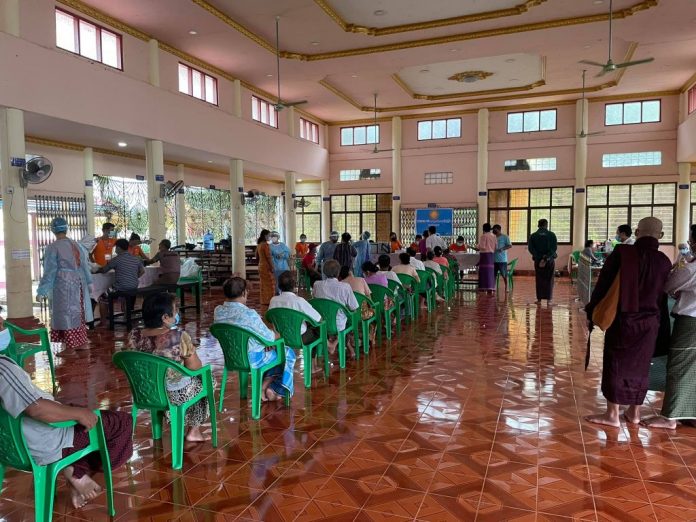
[129,245,146,259]
[295,242,309,258]
[390,240,402,253]
[449,243,468,252]
[409,242,419,252]
[92,237,116,266]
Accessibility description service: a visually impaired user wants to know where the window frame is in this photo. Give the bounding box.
[295,195,322,242]
[604,99,661,126]
[55,8,123,70]
[601,151,662,168]
[503,157,557,172]
[330,194,392,241]
[340,125,380,146]
[299,118,320,144]
[338,169,381,182]
[417,118,462,141]
[506,109,557,134]
[251,95,279,129]
[177,63,218,105]
[424,172,453,185]
[688,86,696,116]
[487,187,574,245]
[586,183,676,245]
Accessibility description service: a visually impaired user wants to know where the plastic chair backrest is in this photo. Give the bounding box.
[368,284,395,306]
[309,298,350,336]
[353,292,375,311]
[112,351,178,411]
[0,406,33,472]
[266,307,312,348]
[571,251,580,263]
[396,273,416,290]
[416,270,431,292]
[508,258,518,275]
[208,323,255,372]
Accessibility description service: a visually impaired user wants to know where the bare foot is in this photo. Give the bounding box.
[642,416,678,429]
[585,413,621,428]
[185,426,211,442]
[63,467,102,509]
[54,351,77,358]
[265,388,284,402]
[624,406,641,424]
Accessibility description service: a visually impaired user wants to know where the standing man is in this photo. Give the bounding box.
[269,231,291,293]
[352,231,371,277]
[418,230,429,257]
[316,231,339,272]
[90,222,116,266]
[585,217,671,427]
[492,224,512,293]
[528,219,557,305]
[333,232,357,270]
[425,225,447,252]
[616,224,635,245]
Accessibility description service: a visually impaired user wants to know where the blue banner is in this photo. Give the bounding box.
[415,208,453,236]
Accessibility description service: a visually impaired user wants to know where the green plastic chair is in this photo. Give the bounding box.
[309,298,358,369]
[208,323,290,419]
[176,266,203,310]
[294,259,311,293]
[495,258,519,292]
[416,270,436,314]
[395,274,418,322]
[265,308,329,389]
[112,351,217,469]
[353,292,380,354]
[368,284,401,339]
[426,267,448,303]
[442,266,455,301]
[3,323,56,393]
[0,407,115,522]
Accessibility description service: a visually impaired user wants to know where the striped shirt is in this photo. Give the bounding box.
[104,252,143,291]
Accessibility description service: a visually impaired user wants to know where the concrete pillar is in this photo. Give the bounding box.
[284,171,296,247]
[145,140,166,243]
[287,106,296,138]
[391,116,402,236]
[677,162,692,245]
[320,179,330,241]
[83,147,95,237]
[573,99,588,250]
[477,109,489,226]
[229,159,245,277]
[176,163,187,245]
[2,0,20,36]
[148,39,160,87]
[232,79,242,118]
[0,108,32,318]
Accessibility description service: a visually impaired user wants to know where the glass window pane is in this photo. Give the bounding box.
[530,188,551,207]
[447,119,461,138]
[341,128,353,146]
[354,126,366,145]
[331,196,345,212]
[418,121,431,140]
[191,70,203,99]
[78,20,98,60]
[530,209,548,234]
[523,111,540,132]
[178,64,189,94]
[269,106,277,127]
[100,31,119,68]
[608,185,629,205]
[631,206,652,232]
[550,208,571,243]
[488,190,508,208]
[587,185,608,206]
[489,210,508,233]
[608,207,628,235]
[366,125,378,144]
[587,208,608,242]
[507,113,523,133]
[652,206,673,242]
[509,189,529,207]
[642,100,660,122]
[56,10,77,52]
[345,214,360,234]
[654,183,675,204]
[552,187,573,207]
[623,102,641,124]
[509,210,528,243]
[377,194,392,211]
[362,214,376,236]
[376,212,390,241]
[204,76,217,104]
[346,195,361,211]
[303,214,321,242]
[432,120,446,139]
[539,110,556,131]
[631,184,653,205]
[605,104,623,125]
[332,214,345,234]
[692,182,696,204]
[362,195,376,211]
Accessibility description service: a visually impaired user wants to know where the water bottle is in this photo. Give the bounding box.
[203,230,214,251]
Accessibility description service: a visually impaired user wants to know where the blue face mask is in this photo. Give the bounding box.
[170,313,180,328]
[680,248,690,255]
[0,328,11,351]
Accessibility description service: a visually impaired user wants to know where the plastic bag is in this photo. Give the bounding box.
[180,258,200,279]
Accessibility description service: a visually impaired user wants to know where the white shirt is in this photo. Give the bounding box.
[410,257,425,271]
[665,261,696,317]
[426,234,447,251]
[423,260,441,287]
[312,278,358,331]
[380,268,402,286]
[269,291,322,334]
[623,237,635,245]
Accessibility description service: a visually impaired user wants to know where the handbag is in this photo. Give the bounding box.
[591,272,620,331]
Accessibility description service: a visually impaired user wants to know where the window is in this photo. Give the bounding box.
[586,183,675,244]
[295,195,322,242]
[330,194,392,241]
[340,125,379,146]
[300,118,319,143]
[507,109,556,133]
[688,86,696,116]
[417,118,461,140]
[55,9,122,69]
[602,151,662,168]
[488,187,573,244]
[424,172,453,185]
[605,100,660,125]
[177,63,218,105]
[504,158,557,172]
[339,169,381,182]
[252,96,278,128]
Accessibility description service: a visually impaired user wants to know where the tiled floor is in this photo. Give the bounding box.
[2,277,696,521]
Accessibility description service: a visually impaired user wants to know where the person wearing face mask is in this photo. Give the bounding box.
[616,224,635,245]
[256,229,275,307]
[128,292,212,442]
[389,232,402,253]
[352,231,371,277]
[96,239,145,327]
[269,231,291,294]
[214,277,296,402]
[449,236,468,253]
[674,243,693,267]
[36,217,93,356]
[90,222,116,266]
[316,231,339,272]
[295,234,309,258]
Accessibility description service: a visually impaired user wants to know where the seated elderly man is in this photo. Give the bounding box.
[96,238,145,327]
[214,277,296,402]
[0,316,132,510]
[406,247,426,271]
[312,259,359,359]
[392,252,420,283]
[377,254,403,287]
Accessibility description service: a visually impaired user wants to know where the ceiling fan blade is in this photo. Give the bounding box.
[614,57,655,68]
[374,148,394,153]
[586,131,605,136]
[595,68,610,78]
[282,100,308,107]
[578,60,606,67]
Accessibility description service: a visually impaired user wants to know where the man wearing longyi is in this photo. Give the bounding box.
[584,217,671,427]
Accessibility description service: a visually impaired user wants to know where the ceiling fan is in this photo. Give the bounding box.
[579,0,654,77]
[577,70,604,138]
[272,16,306,111]
[364,93,394,154]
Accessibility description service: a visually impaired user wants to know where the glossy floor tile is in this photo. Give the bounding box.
[2,277,693,521]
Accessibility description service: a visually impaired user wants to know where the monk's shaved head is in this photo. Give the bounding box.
[635,217,663,239]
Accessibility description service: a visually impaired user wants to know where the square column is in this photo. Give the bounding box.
[573,99,588,250]
[284,171,296,247]
[145,139,167,243]
[477,109,489,226]
[229,159,245,277]
[391,116,402,235]
[677,162,691,245]
[176,163,187,245]
[320,180,330,241]
[83,147,95,237]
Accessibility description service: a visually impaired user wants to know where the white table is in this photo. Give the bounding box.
[454,253,480,270]
[90,265,161,300]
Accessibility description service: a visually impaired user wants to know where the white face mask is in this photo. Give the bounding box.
[0,328,11,351]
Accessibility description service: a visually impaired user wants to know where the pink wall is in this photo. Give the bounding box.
[678,111,696,162]
[488,104,576,144]
[401,149,477,207]
[329,155,393,194]
[401,113,478,148]
[328,121,393,154]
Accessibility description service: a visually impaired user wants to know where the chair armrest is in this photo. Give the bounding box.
[179,364,213,378]
[48,409,101,429]
[270,339,286,365]
[6,323,48,337]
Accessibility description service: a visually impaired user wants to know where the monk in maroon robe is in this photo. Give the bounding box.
[585,217,671,427]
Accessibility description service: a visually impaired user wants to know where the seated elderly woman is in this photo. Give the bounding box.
[214,277,296,402]
[312,259,359,358]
